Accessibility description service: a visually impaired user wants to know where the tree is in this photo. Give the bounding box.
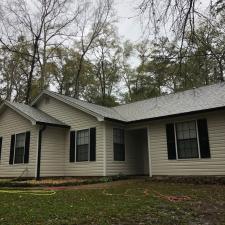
[87,24,121,106]
[72,0,115,98]
[192,17,225,81]
[0,36,31,102]
[0,0,81,103]
[120,40,136,102]
[136,0,224,60]
[138,0,197,42]
[49,47,93,96]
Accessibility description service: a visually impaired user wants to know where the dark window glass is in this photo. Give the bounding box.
[0,137,2,160]
[176,121,199,159]
[76,129,89,162]
[113,128,125,161]
[14,133,25,164]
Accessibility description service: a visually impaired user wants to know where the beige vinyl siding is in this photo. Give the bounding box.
[105,122,149,176]
[149,111,225,176]
[40,126,67,177]
[105,122,131,175]
[0,108,38,178]
[36,96,105,176]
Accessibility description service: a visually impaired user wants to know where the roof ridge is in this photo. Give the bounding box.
[43,82,224,110]
[30,82,225,123]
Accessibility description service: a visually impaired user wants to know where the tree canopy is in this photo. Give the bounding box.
[0,0,224,106]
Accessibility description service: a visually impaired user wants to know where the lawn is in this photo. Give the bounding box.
[0,179,224,225]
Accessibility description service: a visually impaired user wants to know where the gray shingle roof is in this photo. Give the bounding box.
[32,82,225,123]
[114,82,225,122]
[4,101,69,127]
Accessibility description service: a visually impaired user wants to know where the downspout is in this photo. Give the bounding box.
[36,125,47,180]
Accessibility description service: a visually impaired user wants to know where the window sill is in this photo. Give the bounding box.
[113,160,126,163]
[171,158,211,161]
[70,161,96,164]
[10,163,28,166]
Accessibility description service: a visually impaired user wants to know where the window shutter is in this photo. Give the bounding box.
[9,134,15,164]
[70,131,76,162]
[197,119,210,158]
[166,124,176,160]
[24,131,30,163]
[0,137,2,160]
[90,128,96,161]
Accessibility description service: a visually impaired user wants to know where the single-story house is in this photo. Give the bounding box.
[0,82,225,179]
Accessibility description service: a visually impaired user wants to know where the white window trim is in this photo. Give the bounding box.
[75,128,91,163]
[13,132,26,165]
[173,120,201,160]
[173,124,179,160]
[195,120,201,159]
[74,130,77,163]
[88,129,90,161]
[113,128,125,162]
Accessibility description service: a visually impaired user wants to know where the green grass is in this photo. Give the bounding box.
[0,180,224,225]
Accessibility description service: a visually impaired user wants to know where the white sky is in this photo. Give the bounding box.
[114,0,143,42]
[114,0,212,42]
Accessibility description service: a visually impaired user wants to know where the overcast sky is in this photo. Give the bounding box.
[114,0,143,42]
[114,0,211,42]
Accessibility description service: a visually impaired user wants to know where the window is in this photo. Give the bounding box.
[176,121,199,159]
[76,129,89,162]
[14,133,26,164]
[166,119,210,160]
[70,128,96,163]
[113,128,125,161]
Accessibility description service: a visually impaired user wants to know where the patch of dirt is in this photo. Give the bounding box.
[192,200,225,225]
[46,179,139,190]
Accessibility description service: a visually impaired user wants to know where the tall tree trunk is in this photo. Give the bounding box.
[25,39,39,104]
[73,54,85,98]
[40,22,48,90]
